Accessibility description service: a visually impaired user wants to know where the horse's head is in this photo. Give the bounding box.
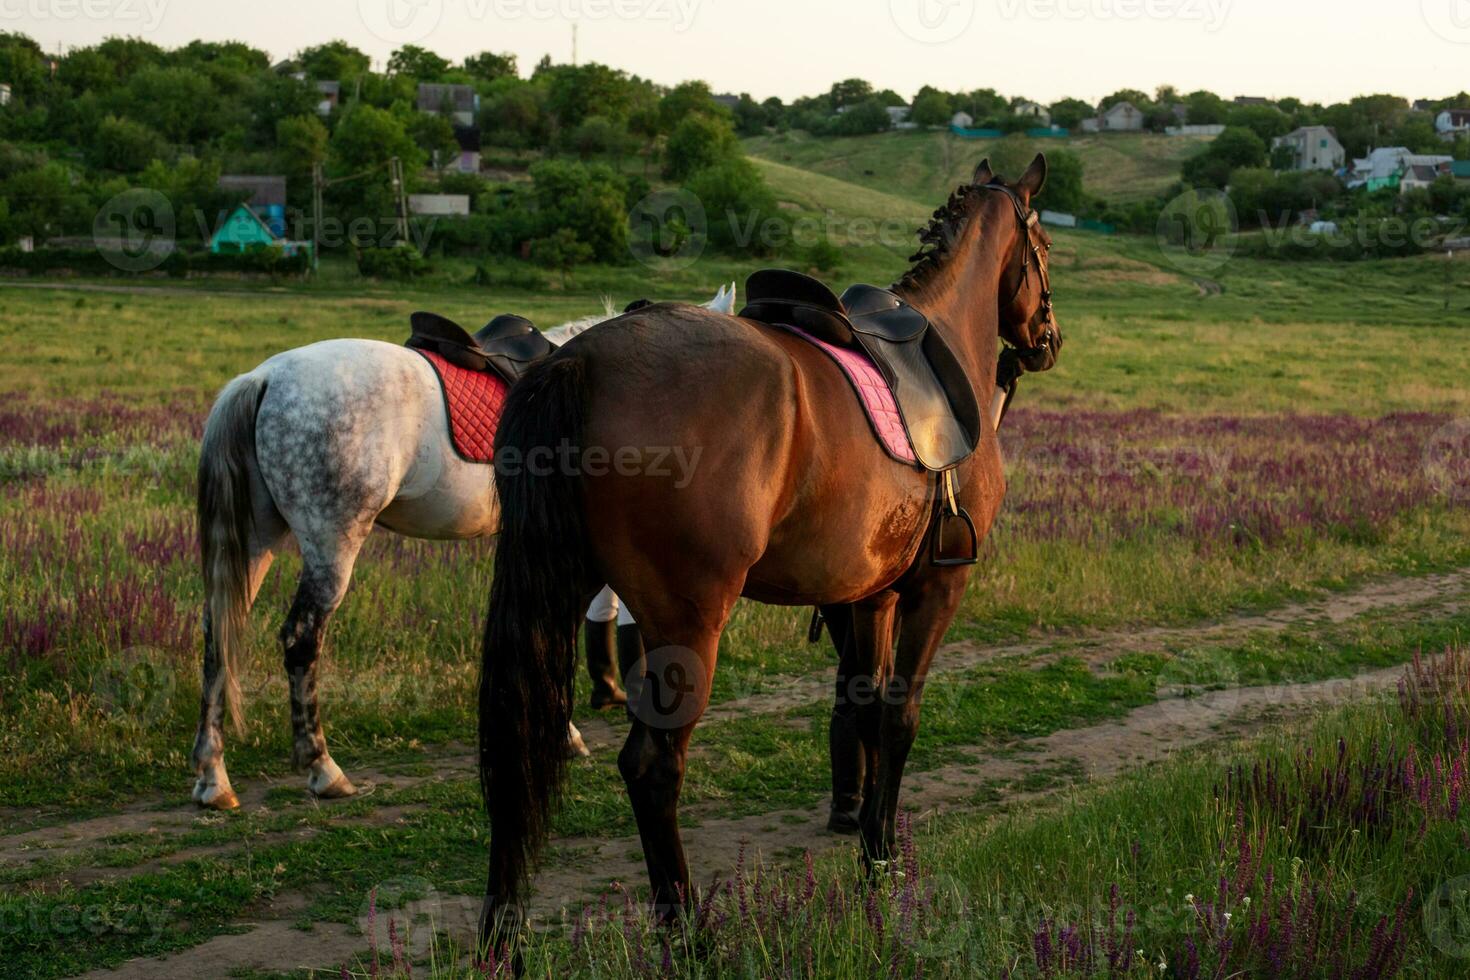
[973,155,1061,374]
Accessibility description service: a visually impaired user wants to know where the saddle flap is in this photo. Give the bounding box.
[841,284,930,344]
[746,269,845,312]
[740,269,854,347]
[474,314,537,346]
[410,311,480,350]
[475,314,555,379]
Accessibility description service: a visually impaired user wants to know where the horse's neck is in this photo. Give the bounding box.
[897,229,1005,386]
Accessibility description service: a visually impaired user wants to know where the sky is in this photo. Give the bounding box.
[7,0,1468,105]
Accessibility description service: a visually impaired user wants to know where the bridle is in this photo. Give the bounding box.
[981,182,1058,365]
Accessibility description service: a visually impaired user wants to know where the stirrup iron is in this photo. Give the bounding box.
[930,469,979,567]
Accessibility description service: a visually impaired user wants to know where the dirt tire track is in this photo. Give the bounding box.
[7,565,1466,870]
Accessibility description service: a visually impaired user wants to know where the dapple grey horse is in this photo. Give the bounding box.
[192,286,736,809]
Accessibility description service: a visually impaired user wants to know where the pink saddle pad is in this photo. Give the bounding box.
[782,325,916,466]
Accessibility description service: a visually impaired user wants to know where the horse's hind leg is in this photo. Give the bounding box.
[192,518,286,810]
[282,527,370,799]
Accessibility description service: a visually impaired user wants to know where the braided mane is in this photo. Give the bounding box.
[895,180,992,291]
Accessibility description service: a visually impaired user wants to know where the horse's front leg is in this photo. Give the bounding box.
[861,574,966,863]
[281,533,368,799]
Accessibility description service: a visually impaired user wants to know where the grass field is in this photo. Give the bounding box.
[745,129,1215,206]
[3,149,1470,977]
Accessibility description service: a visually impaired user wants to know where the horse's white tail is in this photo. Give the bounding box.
[198,374,267,736]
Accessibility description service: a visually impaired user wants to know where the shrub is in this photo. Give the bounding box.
[683,157,777,253]
[355,243,430,280]
[663,113,740,181]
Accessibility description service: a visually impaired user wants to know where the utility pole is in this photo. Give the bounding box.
[389,157,409,245]
[311,162,324,275]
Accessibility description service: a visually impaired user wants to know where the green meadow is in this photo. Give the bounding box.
[2,149,1469,977]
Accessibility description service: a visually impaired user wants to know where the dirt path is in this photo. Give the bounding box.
[8,566,1465,870]
[79,663,1408,979]
[9,565,1465,978]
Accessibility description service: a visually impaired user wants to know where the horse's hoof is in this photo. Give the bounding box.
[194,781,240,811]
[312,773,358,799]
[565,735,591,759]
[307,756,357,799]
[826,808,862,835]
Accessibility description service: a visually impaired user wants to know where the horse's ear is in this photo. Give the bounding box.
[1016,154,1048,203]
[972,159,993,186]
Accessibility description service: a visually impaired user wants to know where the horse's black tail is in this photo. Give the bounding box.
[479,354,595,942]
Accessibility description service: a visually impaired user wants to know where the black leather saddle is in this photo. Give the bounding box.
[406,311,556,385]
[740,270,982,473]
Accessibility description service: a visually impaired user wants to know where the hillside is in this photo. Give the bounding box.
[745,129,1212,207]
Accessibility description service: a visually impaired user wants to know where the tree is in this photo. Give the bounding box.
[659,80,726,131]
[118,66,218,144]
[1100,89,1152,112]
[664,113,739,181]
[388,45,450,80]
[568,116,629,159]
[1181,126,1267,188]
[464,51,517,82]
[276,114,328,196]
[1184,90,1229,125]
[1048,98,1094,130]
[3,162,79,243]
[830,99,890,136]
[1226,104,1291,142]
[528,160,629,261]
[828,78,874,109]
[988,134,1037,183]
[1037,148,1085,213]
[480,77,549,149]
[297,40,370,81]
[684,157,777,252]
[911,87,953,127]
[732,94,770,137]
[544,63,638,129]
[90,116,162,173]
[409,113,460,171]
[0,32,49,102]
[331,105,424,175]
[530,227,594,284]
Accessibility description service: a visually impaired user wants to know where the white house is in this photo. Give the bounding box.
[950,110,974,128]
[408,194,471,216]
[1272,126,1345,172]
[1350,147,1452,188]
[1436,109,1470,141]
[886,105,917,129]
[1400,164,1443,194]
[0,83,10,107]
[1090,101,1143,132]
[315,81,340,116]
[1014,101,1051,126]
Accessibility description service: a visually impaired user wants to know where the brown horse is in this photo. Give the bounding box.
[477,156,1061,944]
